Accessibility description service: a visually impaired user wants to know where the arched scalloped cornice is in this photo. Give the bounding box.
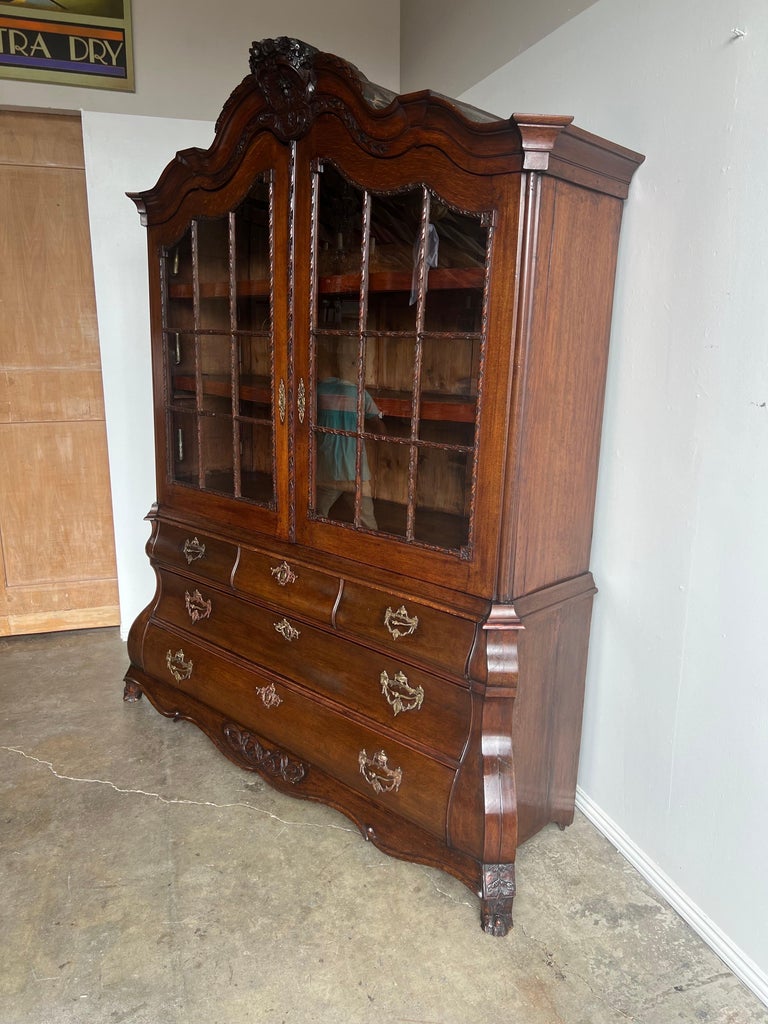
[128,38,643,227]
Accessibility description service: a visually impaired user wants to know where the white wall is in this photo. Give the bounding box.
[0,0,400,118]
[456,0,768,1002]
[400,0,596,96]
[81,112,215,640]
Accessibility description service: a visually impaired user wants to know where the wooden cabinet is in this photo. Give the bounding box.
[124,37,643,934]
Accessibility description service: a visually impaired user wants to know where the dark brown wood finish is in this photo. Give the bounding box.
[125,37,643,934]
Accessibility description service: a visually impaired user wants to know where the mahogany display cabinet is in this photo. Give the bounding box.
[124,37,643,934]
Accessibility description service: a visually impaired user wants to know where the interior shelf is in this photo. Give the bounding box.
[171,375,476,422]
[168,266,484,301]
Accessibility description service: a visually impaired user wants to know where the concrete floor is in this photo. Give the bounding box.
[1,628,766,1024]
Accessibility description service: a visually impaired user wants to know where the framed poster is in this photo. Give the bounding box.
[0,1,134,92]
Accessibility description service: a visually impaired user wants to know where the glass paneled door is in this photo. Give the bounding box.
[299,159,492,572]
[155,135,291,538]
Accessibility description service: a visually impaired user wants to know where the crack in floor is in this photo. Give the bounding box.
[1,745,357,834]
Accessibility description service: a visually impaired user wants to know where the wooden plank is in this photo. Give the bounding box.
[0,369,106,423]
[0,110,119,634]
[0,164,100,370]
[0,421,118,587]
[0,110,85,169]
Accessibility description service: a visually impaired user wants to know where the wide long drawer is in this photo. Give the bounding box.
[153,570,471,760]
[142,622,455,840]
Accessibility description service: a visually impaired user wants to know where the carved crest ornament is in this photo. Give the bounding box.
[248,37,318,142]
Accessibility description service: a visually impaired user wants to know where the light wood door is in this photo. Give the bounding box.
[0,110,119,636]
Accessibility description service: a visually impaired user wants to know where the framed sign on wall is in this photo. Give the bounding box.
[0,1,134,92]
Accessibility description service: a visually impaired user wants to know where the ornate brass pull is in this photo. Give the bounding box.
[182,536,206,563]
[166,649,193,682]
[256,682,283,709]
[278,378,286,424]
[380,670,424,716]
[274,617,300,642]
[297,377,306,424]
[185,588,212,623]
[359,749,403,794]
[384,605,419,640]
[270,560,298,586]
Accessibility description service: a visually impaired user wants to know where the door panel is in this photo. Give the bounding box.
[153,139,292,541]
[294,133,517,596]
[0,111,119,635]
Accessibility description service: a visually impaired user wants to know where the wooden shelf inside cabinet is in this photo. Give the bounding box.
[318,266,485,296]
[371,389,477,423]
[168,279,271,299]
[171,373,271,404]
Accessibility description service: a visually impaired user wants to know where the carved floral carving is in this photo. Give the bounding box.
[223,724,306,784]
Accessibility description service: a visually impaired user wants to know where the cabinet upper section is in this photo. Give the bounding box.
[129,39,643,601]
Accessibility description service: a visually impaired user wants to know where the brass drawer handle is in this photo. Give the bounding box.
[166,649,193,682]
[380,670,424,716]
[270,560,298,586]
[183,536,206,563]
[274,617,300,642]
[256,682,283,709]
[359,749,402,794]
[185,588,212,623]
[384,605,419,640]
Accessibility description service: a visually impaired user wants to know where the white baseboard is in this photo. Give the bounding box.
[575,787,768,1008]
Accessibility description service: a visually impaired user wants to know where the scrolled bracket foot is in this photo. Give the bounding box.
[480,862,516,937]
[123,678,143,702]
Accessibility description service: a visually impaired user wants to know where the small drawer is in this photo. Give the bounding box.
[141,623,454,841]
[234,547,340,625]
[152,522,238,586]
[335,581,477,679]
[152,570,471,760]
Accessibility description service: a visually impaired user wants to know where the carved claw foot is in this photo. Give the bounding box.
[481,900,514,936]
[480,862,516,937]
[123,678,143,702]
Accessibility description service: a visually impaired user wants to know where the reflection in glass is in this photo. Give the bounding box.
[310,161,491,553]
[315,336,384,530]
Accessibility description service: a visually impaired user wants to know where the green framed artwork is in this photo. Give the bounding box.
[0,1,134,91]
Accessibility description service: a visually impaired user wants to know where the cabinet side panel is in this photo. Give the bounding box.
[512,179,624,596]
[513,591,594,842]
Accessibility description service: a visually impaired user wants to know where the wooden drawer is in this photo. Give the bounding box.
[141,622,455,840]
[233,546,340,625]
[335,580,477,679]
[153,570,471,760]
[152,521,238,586]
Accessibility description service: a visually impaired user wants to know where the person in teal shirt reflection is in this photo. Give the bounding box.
[316,337,383,529]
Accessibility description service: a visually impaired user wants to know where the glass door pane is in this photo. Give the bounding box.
[306,161,490,556]
[161,173,277,509]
